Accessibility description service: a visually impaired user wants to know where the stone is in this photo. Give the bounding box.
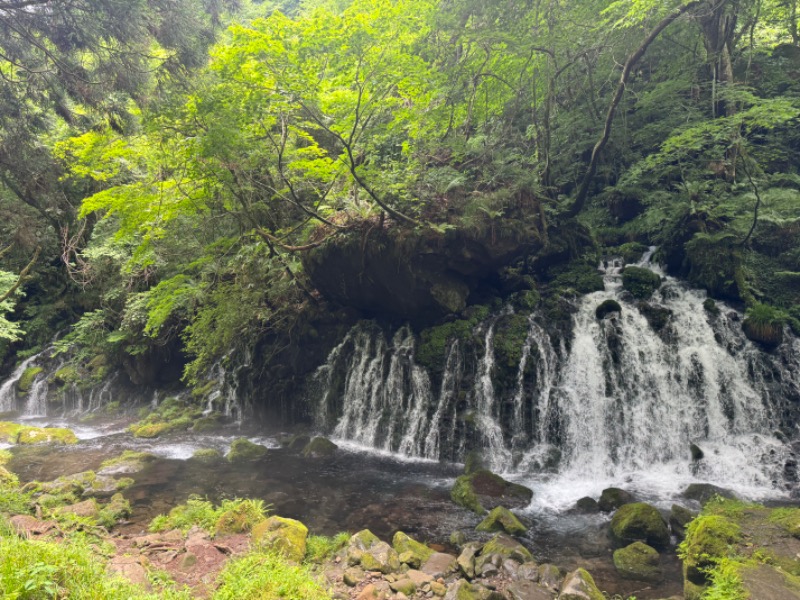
[515,561,539,582]
[430,581,447,596]
[669,504,697,539]
[451,470,533,515]
[226,438,268,462]
[301,436,338,458]
[622,267,662,299]
[442,579,504,600]
[612,541,663,582]
[476,506,526,535]
[356,583,389,600]
[689,443,704,461]
[575,497,600,514]
[17,426,78,445]
[598,487,635,512]
[393,531,435,566]
[343,567,364,586]
[389,578,417,596]
[8,515,57,538]
[251,516,308,562]
[506,581,552,600]
[421,552,458,578]
[286,434,311,452]
[406,569,434,587]
[479,533,533,563]
[559,568,605,600]
[457,542,481,578]
[537,564,562,591]
[347,530,400,574]
[683,483,738,505]
[610,502,670,549]
[57,499,99,519]
[108,555,151,589]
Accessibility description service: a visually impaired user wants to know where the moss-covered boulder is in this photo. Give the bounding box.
[610,502,670,549]
[129,417,192,439]
[17,367,43,393]
[301,437,338,458]
[598,487,634,512]
[52,366,80,387]
[252,516,308,562]
[57,498,99,519]
[742,303,785,348]
[670,504,697,540]
[681,514,741,585]
[559,568,605,600]
[683,483,738,505]
[392,531,434,567]
[613,542,662,582]
[622,267,662,299]
[595,299,621,320]
[479,533,533,563]
[346,529,400,574]
[98,451,157,475]
[191,448,222,462]
[637,302,673,332]
[703,298,720,316]
[451,470,533,515]
[226,438,268,462]
[476,506,526,535]
[442,579,504,600]
[17,426,78,445]
[575,497,600,514]
[0,421,24,443]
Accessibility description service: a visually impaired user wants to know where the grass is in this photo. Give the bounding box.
[305,532,350,564]
[702,558,749,600]
[149,496,267,535]
[212,550,330,600]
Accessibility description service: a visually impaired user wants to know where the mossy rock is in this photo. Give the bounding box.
[451,469,533,515]
[99,493,132,526]
[463,451,485,475]
[346,529,400,574]
[476,506,526,535]
[617,242,649,264]
[683,483,738,505]
[613,542,662,582]
[56,498,99,519]
[595,299,622,320]
[52,366,80,387]
[99,451,157,475]
[559,568,605,600]
[610,502,670,549]
[622,267,662,300]
[301,437,338,458]
[637,302,673,332]
[0,465,18,486]
[252,516,308,562]
[598,488,635,512]
[549,262,605,295]
[17,367,43,393]
[742,303,786,348]
[17,426,78,446]
[191,448,222,462]
[392,531,434,566]
[129,417,192,439]
[703,298,720,316]
[0,421,25,443]
[285,434,312,452]
[480,533,533,563]
[575,497,600,514]
[191,415,222,433]
[417,306,490,372]
[681,514,741,584]
[493,313,531,374]
[227,438,268,462]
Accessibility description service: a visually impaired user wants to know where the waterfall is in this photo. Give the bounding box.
[0,355,39,413]
[312,250,800,504]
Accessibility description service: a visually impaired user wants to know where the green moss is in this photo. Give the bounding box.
[610,502,670,549]
[129,416,192,438]
[704,298,721,316]
[622,266,662,299]
[613,541,662,581]
[493,313,531,374]
[392,531,434,564]
[549,262,605,295]
[768,506,800,538]
[301,437,337,458]
[0,421,24,443]
[227,438,268,462]
[99,450,156,473]
[416,305,490,372]
[17,367,43,393]
[595,299,622,319]
[305,532,350,563]
[475,506,526,535]
[451,474,485,515]
[251,516,309,562]
[480,533,533,562]
[679,514,742,584]
[617,242,649,264]
[17,426,78,445]
[191,448,222,462]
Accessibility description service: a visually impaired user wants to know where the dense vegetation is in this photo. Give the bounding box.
[1,0,799,386]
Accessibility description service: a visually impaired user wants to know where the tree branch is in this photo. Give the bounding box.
[0,245,40,303]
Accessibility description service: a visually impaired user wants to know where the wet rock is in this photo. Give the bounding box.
[506,580,552,600]
[108,555,151,589]
[98,450,157,475]
[683,483,738,505]
[638,302,673,331]
[476,506,526,535]
[537,564,562,591]
[515,561,540,582]
[285,433,311,452]
[669,504,697,539]
[251,516,308,562]
[191,448,222,462]
[740,563,800,600]
[464,451,485,475]
[421,552,458,578]
[226,438,268,462]
[389,578,417,596]
[451,470,533,515]
[575,497,600,514]
[598,487,634,512]
[610,503,670,549]
[689,443,704,461]
[406,569,434,587]
[559,568,605,600]
[612,541,663,582]
[595,299,622,320]
[393,531,434,567]
[457,542,481,578]
[622,267,662,300]
[17,426,78,446]
[301,436,338,458]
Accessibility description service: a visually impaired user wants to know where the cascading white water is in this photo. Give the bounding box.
[314,250,800,507]
[0,355,38,413]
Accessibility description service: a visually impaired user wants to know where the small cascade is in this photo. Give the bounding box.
[23,373,48,417]
[199,357,248,423]
[421,341,463,461]
[0,355,39,413]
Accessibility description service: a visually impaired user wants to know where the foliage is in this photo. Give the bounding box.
[305,532,350,564]
[149,496,267,535]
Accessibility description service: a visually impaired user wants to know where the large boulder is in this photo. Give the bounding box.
[479,534,533,564]
[598,487,635,512]
[392,531,434,567]
[612,541,663,582]
[301,437,337,458]
[683,483,738,505]
[443,579,505,600]
[252,516,308,562]
[622,267,662,299]
[451,470,533,515]
[226,438,268,462]
[610,503,670,549]
[559,568,605,600]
